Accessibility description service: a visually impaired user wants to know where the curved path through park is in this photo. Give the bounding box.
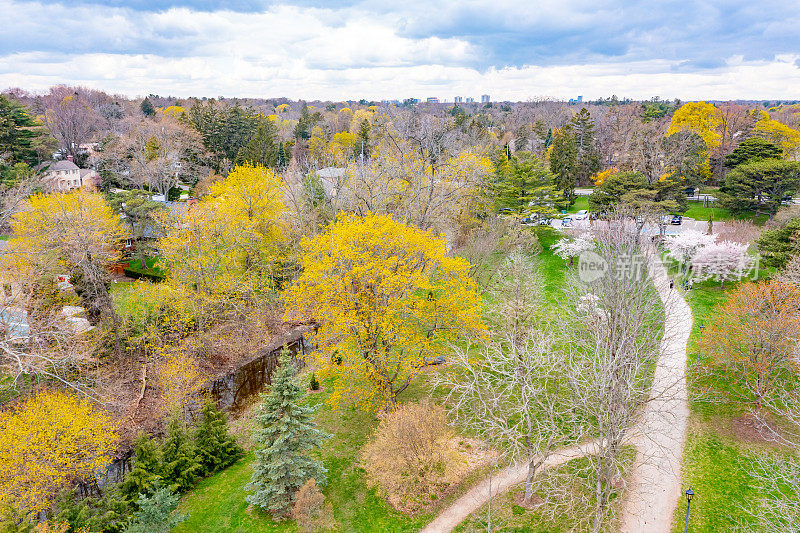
[422,249,693,533]
[420,441,599,533]
[617,250,692,532]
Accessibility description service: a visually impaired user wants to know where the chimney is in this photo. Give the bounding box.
[67,155,74,162]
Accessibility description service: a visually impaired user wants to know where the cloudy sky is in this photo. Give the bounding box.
[2,0,799,101]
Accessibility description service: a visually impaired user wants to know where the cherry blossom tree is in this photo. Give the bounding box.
[551,231,594,265]
[690,240,754,287]
[663,230,717,264]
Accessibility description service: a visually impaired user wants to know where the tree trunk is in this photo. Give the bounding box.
[524,459,537,503]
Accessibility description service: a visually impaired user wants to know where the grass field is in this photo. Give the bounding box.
[682,201,769,226]
[175,374,440,533]
[124,255,166,279]
[670,278,789,531]
[568,196,590,214]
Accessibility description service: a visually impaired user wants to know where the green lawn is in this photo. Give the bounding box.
[682,201,769,226]
[124,255,166,279]
[175,373,455,533]
[533,226,567,304]
[0,235,9,241]
[671,279,788,531]
[568,196,589,214]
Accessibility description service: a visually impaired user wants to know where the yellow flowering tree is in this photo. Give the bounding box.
[7,189,129,322]
[668,102,723,150]
[753,110,800,159]
[284,213,484,410]
[590,166,619,186]
[157,163,287,307]
[0,390,118,513]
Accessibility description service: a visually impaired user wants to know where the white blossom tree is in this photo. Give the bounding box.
[663,230,717,268]
[690,241,754,287]
[552,231,595,265]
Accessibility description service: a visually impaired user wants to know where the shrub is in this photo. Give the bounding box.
[55,485,131,533]
[309,373,320,391]
[361,401,463,511]
[291,479,337,533]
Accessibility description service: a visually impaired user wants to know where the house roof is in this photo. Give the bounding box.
[49,160,79,171]
[316,167,346,179]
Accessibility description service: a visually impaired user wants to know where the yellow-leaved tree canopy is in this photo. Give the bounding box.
[753,110,800,159]
[157,163,287,309]
[667,101,722,150]
[6,189,129,323]
[284,213,485,410]
[0,390,118,514]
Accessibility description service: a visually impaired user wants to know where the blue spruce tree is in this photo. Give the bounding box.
[245,350,329,519]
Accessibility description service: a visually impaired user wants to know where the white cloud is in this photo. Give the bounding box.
[1,0,799,100]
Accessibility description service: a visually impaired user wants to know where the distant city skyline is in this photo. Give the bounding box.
[2,0,800,100]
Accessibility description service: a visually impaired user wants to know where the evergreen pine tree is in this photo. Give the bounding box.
[121,434,162,501]
[194,398,243,476]
[56,485,132,533]
[123,482,186,533]
[236,118,279,168]
[493,151,562,217]
[549,126,578,203]
[245,351,329,519]
[160,418,201,494]
[276,143,288,169]
[569,108,600,185]
[353,119,371,159]
[140,97,155,117]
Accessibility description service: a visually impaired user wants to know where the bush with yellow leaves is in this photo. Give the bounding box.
[361,401,464,512]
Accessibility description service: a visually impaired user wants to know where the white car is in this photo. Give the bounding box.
[573,209,589,220]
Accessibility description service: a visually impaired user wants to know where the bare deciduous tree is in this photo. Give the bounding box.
[43,86,101,158]
[104,116,204,196]
[558,220,666,532]
[438,252,576,505]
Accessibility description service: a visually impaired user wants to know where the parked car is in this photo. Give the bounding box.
[671,215,683,225]
[538,217,552,226]
[520,217,536,225]
[573,209,589,220]
[561,216,573,227]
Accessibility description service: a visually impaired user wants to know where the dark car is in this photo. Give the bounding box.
[671,215,683,225]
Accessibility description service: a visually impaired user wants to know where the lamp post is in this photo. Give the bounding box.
[698,325,705,354]
[684,488,694,533]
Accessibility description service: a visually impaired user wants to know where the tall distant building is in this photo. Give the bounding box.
[466,97,475,103]
[569,95,584,105]
[454,96,463,103]
[426,97,439,103]
[481,94,490,103]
